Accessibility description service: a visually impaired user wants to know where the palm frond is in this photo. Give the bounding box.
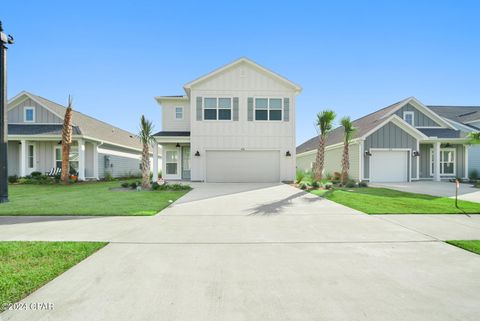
[340,116,356,142]
[467,132,480,145]
[316,110,336,135]
[138,115,155,145]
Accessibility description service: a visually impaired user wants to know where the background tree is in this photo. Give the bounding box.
[340,116,356,185]
[61,96,73,183]
[467,132,480,144]
[138,115,155,189]
[314,110,336,181]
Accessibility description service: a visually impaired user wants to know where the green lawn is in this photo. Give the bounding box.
[310,187,480,214]
[446,240,480,255]
[0,241,107,312]
[0,181,190,216]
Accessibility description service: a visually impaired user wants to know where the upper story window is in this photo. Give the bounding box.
[255,98,282,121]
[175,107,183,120]
[24,107,35,122]
[204,98,232,120]
[403,111,414,126]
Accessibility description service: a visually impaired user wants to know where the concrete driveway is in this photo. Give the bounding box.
[1,183,480,321]
[370,181,480,203]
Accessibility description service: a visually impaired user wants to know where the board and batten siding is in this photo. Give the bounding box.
[189,61,296,182]
[363,122,418,180]
[393,103,441,128]
[8,98,63,124]
[419,143,466,178]
[162,101,190,132]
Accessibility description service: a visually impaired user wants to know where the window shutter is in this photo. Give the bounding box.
[248,97,254,121]
[233,97,239,121]
[196,97,202,121]
[283,98,290,121]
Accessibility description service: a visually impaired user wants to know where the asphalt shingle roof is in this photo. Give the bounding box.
[428,105,480,124]
[296,97,411,154]
[8,124,82,136]
[153,131,191,136]
[25,92,142,150]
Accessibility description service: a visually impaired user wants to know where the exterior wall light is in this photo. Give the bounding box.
[412,150,420,157]
[286,151,291,157]
[365,150,372,156]
[195,151,200,157]
[176,143,180,148]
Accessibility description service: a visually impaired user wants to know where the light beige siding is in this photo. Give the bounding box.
[162,101,190,132]
[8,98,63,124]
[296,152,315,172]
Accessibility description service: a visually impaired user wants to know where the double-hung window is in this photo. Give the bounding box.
[430,148,456,175]
[175,107,183,120]
[55,146,79,172]
[255,98,282,121]
[203,98,232,120]
[165,150,178,175]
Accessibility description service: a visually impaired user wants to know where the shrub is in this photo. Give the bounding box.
[332,172,342,181]
[358,181,368,188]
[299,182,307,190]
[153,183,191,191]
[325,172,333,180]
[104,172,114,181]
[129,182,138,189]
[296,170,306,184]
[121,182,130,188]
[8,175,18,183]
[311,181,320,188]
[323,182,333,190]
[345,180,357,188]
[470,169,479,180]
[30,171,42,177]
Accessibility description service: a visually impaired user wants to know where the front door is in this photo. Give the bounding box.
[182,146,191,180]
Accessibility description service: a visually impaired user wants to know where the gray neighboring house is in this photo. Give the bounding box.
[7,91,159,180]
[297,97,478,183]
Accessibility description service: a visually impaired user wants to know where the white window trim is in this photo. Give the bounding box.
[254,97,283,121]
[164,148,180,178]
[403,111,414,126]
[54,145,80,170]
[24,106,35,123]
[202,97,233,121]
[27,143,36,170]
[174,106,184,120]
[429,147,456,176]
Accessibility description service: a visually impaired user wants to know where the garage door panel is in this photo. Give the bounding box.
[370,150,408,182]
[206,150,280,183]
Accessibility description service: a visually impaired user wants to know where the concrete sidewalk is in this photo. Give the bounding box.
[2,183,480,321]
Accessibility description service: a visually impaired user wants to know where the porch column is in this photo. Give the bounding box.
[19,140,27,177]
[93,143,99,180]
[78,139,85,181]
[433,142,441,182]
[152,143,159,182]
[464,144,469,179]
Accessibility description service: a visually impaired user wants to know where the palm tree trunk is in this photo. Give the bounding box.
[341,139,350,184]
[61,106,73,183]
[141,144,150,189]
[314,134,326,181]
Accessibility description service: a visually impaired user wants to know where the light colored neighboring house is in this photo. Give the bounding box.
[427,105,480,174]
[152,57,301,183]
[7,91,161,180]
[296,97,475,183]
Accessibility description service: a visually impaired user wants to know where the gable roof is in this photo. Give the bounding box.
[8,91,142,151]
[182,57,302,95]
[428,105,480,124]
[296,97,462,155]
[297,97,411,154]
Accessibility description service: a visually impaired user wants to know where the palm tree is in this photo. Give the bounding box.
[138,115,155,189]
[314,110,336,181]
[61,96,73,183]
[340,116,356,185]
[467,132,480,144]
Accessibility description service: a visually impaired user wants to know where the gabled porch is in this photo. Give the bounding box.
[419,140,469,181]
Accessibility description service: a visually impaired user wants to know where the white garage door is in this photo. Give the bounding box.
[370,150,408,182]
[206,150,280,183]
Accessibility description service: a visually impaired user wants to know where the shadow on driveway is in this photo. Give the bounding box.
[248,191,320,216]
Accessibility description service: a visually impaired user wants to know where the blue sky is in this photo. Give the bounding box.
[2,0,480,143]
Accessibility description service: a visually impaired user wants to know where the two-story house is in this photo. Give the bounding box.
[152,58,302,183]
